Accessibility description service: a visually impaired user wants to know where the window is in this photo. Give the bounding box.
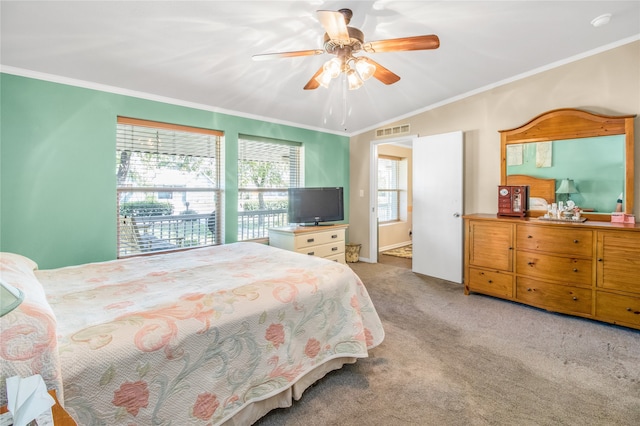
[378,156,401,222]
[238,136,302,240]
[116,117,223,257]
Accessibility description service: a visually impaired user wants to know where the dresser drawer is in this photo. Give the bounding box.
[296,241,344,258]
[597,231,640,293]
[467,267,512,297]
[468,220,513,271]
[517,224,593,257]
[294,229,345,249]
[596,291,640,327]
[516,277,592,315]
[325,252,347,263]
[516,251,592,286]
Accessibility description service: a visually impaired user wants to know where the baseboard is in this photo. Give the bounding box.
[379,241,412,253]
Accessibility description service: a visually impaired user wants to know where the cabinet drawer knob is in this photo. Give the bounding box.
[307,251,315,256]
[527,288,533,292]
[488,280,493,284]
[307,238,315,243]
[527,235,533,239]
[572,268,578,272]
[331,234,338,239]
[573,239,579,244]
[527,261,535,266]
[332,247,338,251]
[626,307,632,312]
[598,258,603,262]
[572,297,578,301]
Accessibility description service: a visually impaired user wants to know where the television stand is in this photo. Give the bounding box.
[268,224,349,264]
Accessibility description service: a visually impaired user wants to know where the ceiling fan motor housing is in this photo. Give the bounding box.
[323,27,364,53]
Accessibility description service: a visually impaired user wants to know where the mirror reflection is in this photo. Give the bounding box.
[506,135,625,213]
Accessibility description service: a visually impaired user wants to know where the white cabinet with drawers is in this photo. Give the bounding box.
[269,224,348,264]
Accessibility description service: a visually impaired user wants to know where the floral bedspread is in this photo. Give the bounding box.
[32,242,384,425]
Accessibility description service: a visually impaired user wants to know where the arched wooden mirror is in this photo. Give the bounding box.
[499,108,635,221]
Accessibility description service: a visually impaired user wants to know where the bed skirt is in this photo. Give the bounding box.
[222,357,356,425]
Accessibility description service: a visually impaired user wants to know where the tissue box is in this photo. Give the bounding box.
[611,213,635,223]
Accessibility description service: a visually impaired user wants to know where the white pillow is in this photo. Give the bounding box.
[530,197,548,210]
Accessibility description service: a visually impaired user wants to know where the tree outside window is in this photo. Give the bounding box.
[237,137,302,240]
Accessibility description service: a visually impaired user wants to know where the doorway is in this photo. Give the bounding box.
[370,135,416,268]
[369,131,464,282]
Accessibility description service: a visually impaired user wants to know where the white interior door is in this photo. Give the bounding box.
[412,131,463,283]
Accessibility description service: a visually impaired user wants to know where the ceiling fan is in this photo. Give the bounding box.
[252,8,440,91]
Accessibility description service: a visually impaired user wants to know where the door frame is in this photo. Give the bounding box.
[369,134,418,263]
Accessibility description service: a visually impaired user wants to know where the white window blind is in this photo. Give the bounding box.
[116,117,223,257]
[238,136,302,240]
[378,156,400,222]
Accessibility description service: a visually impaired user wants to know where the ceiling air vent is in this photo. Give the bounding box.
[375,124,410,138]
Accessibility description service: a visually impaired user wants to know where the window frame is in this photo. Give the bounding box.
[377,155,402,223]
[237,135,303,241]
[116,116,223,258]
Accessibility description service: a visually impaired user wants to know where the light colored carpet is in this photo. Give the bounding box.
[381,244,412,259]
[256,262,640,426]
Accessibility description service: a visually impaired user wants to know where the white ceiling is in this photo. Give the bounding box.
[2,1,639,136]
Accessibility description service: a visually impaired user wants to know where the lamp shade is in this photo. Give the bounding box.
[556,178,578,194]
[0,280,24,317]
[355,57,376,81]
[346,68,364,90]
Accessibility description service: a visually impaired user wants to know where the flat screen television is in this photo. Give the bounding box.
[287,187,344,226]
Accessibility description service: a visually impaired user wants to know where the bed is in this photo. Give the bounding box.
[0,242,384,425]
[506,174,556,214]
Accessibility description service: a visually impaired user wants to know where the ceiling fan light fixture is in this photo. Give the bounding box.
[324,58,342,78]
[355,57,376,81]
[347,68,364,90]
[315,69,333,88]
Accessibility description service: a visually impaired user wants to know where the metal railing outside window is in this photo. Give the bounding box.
[116,117,223,257]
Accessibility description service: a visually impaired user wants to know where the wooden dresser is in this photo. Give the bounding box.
[269,224,348,264]
[464,214,640,330]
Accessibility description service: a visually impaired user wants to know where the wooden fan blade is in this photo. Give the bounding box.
[252,49,324,61]
[364,58,401,85]
[317,10,350,44]
[366,35,440,53]
[303,66,324,90]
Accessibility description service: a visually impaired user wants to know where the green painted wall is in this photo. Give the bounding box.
[1,73,349,269]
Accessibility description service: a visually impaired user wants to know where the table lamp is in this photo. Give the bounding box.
[1,280,24,317]
[556,178,578,203]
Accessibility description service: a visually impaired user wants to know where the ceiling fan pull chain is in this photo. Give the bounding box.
[342,74,348,126]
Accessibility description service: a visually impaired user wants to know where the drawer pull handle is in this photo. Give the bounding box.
[307,251,315,256]
[509,247,513,250]
[527,235,533,239]
[488,280,493,284]
[307,238,315,243]
[527,261,535,266]
[573,239,579,244]
[627,307,632,311]
[332,247,338,251]
[331,234,338,239]
[572,268,578,272]
[572,297,578,301]
[598,258,603,262]
[527,288,533,292]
